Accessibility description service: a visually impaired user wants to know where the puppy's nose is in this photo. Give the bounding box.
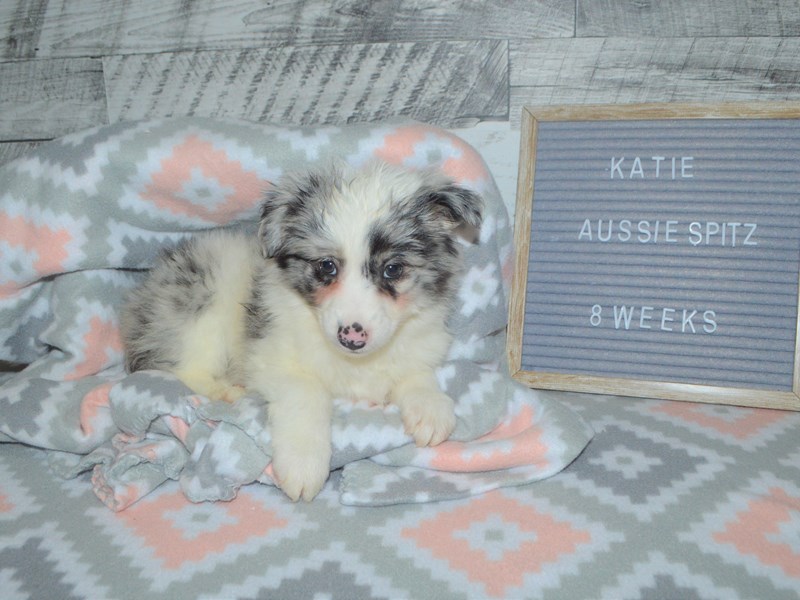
[337,322,368,351]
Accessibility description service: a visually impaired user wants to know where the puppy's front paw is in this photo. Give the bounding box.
[220,384,246,403]
[399,390,456,447]
[271,441,331,502]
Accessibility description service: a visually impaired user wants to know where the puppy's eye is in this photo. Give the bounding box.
[382,263,404,280]
[316,258,338,278]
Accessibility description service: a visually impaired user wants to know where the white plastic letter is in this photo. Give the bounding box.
[610,157,624,179]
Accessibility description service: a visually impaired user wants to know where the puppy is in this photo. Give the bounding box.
[121,162,483,501]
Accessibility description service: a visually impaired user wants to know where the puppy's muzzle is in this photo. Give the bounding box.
[337,322,368,351]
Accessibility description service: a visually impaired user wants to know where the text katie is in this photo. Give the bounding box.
[609,156,694,179]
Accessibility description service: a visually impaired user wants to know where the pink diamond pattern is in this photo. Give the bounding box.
[399,491,593,597]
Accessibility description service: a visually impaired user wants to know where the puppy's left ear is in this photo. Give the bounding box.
[415,179,484,242]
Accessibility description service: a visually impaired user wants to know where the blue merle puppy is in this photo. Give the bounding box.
[121,162,483,501]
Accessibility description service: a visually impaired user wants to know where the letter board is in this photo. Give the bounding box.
[508,103,800,410]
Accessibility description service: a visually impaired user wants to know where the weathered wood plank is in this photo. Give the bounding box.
[577,0,800,37]
[510,37,800,126]
[104,40,508,127]
[0,58,107,140]
[18,0,571,58]
[0,141,42,165]
[0,0,48,60]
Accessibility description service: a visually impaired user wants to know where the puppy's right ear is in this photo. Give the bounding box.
[258,171,322,258]
[257,187,286,258]
[259,168,341,258]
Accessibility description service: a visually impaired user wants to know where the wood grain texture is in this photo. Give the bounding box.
[6,0,571,59]
[518,100,800,121]
[0,0,48,59]
[511,371,800,411]
[507,107,538,379]
[0,58,107,140]
[0,141,42,165]
[578,0,800,37]
[510,37,800,126]
[104,40,508,127]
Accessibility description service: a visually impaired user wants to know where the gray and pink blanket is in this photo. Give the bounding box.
[0,117,591,510]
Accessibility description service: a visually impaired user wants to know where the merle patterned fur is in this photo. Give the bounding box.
[258,165,482,308]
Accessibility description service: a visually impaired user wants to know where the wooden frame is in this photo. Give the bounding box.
[508,102,800,411]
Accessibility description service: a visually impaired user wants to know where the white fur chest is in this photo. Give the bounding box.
[322,352,396,405]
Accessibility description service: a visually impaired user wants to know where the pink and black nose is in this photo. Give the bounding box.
[337,322,368,351]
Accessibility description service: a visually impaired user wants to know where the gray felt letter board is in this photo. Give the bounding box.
[508,103,800,410]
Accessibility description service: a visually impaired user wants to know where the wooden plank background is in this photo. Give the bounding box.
[0,0,799,156]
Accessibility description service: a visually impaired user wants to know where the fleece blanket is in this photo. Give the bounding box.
[0,118,592,510]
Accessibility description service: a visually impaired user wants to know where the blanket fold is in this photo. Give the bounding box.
[1,117,592,510]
